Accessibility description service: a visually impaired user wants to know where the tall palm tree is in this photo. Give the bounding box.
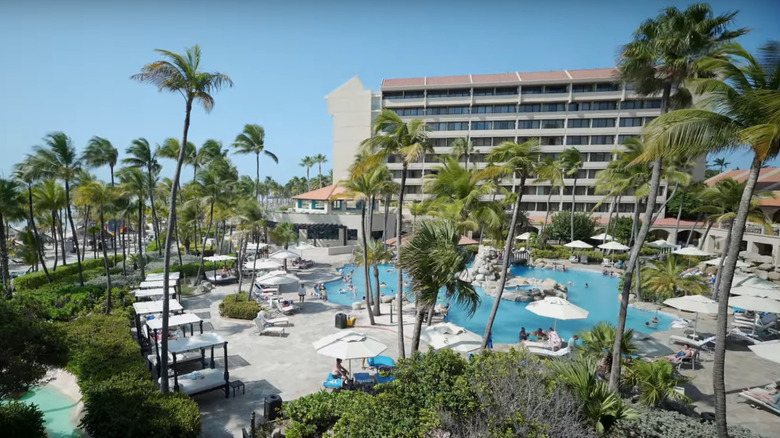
[132,44,232,394]
[609,4,745,392]
[355,239,393,317]
[398,219,479,353]
[299,156,315,190]
[194,163,238,279]
[712,157,730,173]
[123,138,162,255]
[361,109,432,358]
[29,132,85,286]
[313,154,328,188]
[477,139,539,348]
[407,201,426,233]
[641,42,780,435]
[640,256,710,300]
[534,157,564,246]
[33,180,66,270]
[0,178,24,296]
[75,181,117,313]
[232,124,277,201]
[118,167,149,278]
[13,160,51,282]
[83,137,119,186]
[559,147,583,242]
[450,137,475,170]
[235,199,266,297]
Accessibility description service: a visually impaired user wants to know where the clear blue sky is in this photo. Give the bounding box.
[1,0,778,183]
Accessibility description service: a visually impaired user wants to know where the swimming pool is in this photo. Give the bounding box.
[327,264,675,343]
[19,385,82,437]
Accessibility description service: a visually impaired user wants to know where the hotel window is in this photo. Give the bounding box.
[518,104,542,112]
[448,88,470,97]
[624,83,636,90]
[591,135,614,145]
[574,186,587,195]
[590,152,612,162]
[428,122,446,131]
[536,186,551,195]
[472,121,492,130]
[395,108,424,116]
[541,153,560,160]
[568,102,591,111]
[588,169,599,178]
[429,138,448,147]
[391,170,403,178]
[521,86,543,94]
[517,120,541,129]
[566,136,588,145]
[591,118,616,128]
[540,136,563,145]
[472,105,493,114]
[595,82,620,92]
[494,104,516,113]
[494,136,515,144]
[473,137,491,146]
[447,106,468,114]
[620,100,642,109]
[645,99,662,108]
[576,169,587,179]
[493,121,516,130]
[522,186,536,195]
[619,117,643,127]
[447,122,469,131]
[384,91,404,100]
[542,103,566,112]
[567,119,590,128]
[427,89,448,98]
[544,85,568,94]
[495,87,518,95]
[572,84,594,93]
[404,91,424,99]
[644,116,657,124]
[473,88,495,96]
[541,119,564,129]
[593,101,618,110]
[331,200,343,210]
[618,134,639,143]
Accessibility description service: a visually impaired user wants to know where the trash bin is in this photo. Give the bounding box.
[264,394,283,421]
[335,313,348,329]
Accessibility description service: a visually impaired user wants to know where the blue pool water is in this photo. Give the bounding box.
[327,264,675,343]
[19,386,81,437]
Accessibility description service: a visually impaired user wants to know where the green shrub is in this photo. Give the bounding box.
[0,401,46,438]
[14,255,124,291]
[150,262,202,279]
[219,292,261,320]
[284,390,352,438]
[616,406,761,438]
[548,212,597,242]
[17,285,133,322]
[80,373,200,438]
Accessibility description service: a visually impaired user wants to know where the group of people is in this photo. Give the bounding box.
[518,326,576,352]
[601,269,621,278]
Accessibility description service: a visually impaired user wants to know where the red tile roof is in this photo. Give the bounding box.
[385,235,478,246]
[568,68,618,79]
[427,75,471,86]
[381,68,617,89]
[291,184,347,201]
[705,167,780,189]
[472,73,519,84]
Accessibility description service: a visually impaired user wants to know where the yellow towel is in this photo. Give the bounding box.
[347,317,356,327]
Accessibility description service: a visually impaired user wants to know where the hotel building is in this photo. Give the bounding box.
[326,69,705,222]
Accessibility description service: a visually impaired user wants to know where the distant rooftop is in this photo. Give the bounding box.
[705,167,780,207]
[381,68,617,89]
[291,184,347,201]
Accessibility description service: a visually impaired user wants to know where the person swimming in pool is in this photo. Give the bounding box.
[380,282,387,288]
[645,316,659,327]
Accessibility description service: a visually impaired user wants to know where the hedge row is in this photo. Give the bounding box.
[219,292,262,320]
[17,285,134,322]
[64,313,201,437]
[149,262,202,278]
[0,401,46,438]
[14,255,124,291]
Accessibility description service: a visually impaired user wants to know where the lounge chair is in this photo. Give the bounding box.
[367,355,395,369]
[732,319,778,334]
[728,328,777,345]
[254,319,285,336]
[669,335,716,352]
[675,349,700,370]
[526,346,570,358]
[601,259,612,268]
[568,255,578,263]
[579,255,588,264]
[734,312,776,325]
[739,390,780,416]
[257,310,289,326]
[323,373,344,389]
[275,299,297,315]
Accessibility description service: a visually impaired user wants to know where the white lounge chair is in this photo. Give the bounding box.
[739,389,780,417]
[728,328,777,345]
[254,318,285,336]
[732,319,778,333]
[275,300,297,315]
[257,310,289,326]
[669,335,716,351]
[601,259,612,268]
[526,346,570,358]
[735,313,777,326]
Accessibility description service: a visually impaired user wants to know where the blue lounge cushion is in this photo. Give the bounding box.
[367,355,395,368]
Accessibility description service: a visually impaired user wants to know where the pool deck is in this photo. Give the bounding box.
[170,249,779,437]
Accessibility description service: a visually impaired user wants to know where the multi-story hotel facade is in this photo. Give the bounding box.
[327,68,705,222]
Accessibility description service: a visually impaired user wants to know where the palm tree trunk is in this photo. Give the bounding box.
[714,156,761,437]
[65,181,84,286]
[318,163,323,188]
[196,200,215,282]
[159,96,194,394]
[368,195,381,316]
[236,237,248,296]
[51,213,59,270]
[373,265,382,317]
[674,190,686,244]
[604,197,616,241]
[570,176,577,242]
[383,195,390,243]
[396,165,408,358]
[58,211,67,266]
[410,306,428,354]
[482,174,527,348]
[0,213,10,297]
[255,152,260,202]
[148,170,162,256]
[712,225,733,301]
[360,202,375,325]
[174,217,183,266]
[121,219,127,275]
[80,206,90,261]
[98,209,113,313]
[698,220,713,250]
[138,200,145,278]
[27,186,51,282]
[652,183,679,226]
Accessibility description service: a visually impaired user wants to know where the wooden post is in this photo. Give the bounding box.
[172,353,179,392]
[223,342,230,399]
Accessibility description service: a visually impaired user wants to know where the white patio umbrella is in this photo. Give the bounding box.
[591,233,614,242]
[515,232,532,241]
[269,249,301,260]
[749,340,780,364]
[526,297,589,330]
[598,241,630,251]
[419,323,483,353]
[243,259,282,271]
[663,295,732,338]
[729,295,780,335]
[731,286,780,301]
[734,275,778,290]
[648,239,676,249]
[703,257,751,268]
[314,331,388,373]
[255,272,300,286]
[672,246,711,257]
[563,240,593,249]
[292,242,316,259]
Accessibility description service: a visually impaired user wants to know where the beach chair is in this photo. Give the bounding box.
[323,373,344,389]
[579,255,588,264]
[727,328,777,345]
[675,349,700,370]
[257,310,289,326]
[739,388,780,417]
[254,318,285,336]
[601,259,612,268]
[568,255,578,263]
[275,299,297,315]
[526,346,570,358]
[669,335,716,352]
[367,355,395,369]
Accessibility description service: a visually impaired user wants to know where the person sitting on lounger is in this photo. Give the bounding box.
[221,267,229,278]
[746,388,780,406]
[662,344,692,363]
[548,327,563,351]
[519,327,529,341]
[532,328,547,341]
[332,358,349,379]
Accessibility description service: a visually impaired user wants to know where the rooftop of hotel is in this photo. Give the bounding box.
[381,68,617,89]
[291,184,346,201]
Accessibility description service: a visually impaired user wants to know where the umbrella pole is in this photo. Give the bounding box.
[693,313,699,339]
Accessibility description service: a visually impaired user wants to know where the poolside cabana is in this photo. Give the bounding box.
[161,333,230,398]
[132,287,178,301]
[204,255,238,284]
[133,299,184,345]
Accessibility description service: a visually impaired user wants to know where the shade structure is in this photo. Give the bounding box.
[703,257,751,268]
[598,241,630,251]
[734,275,779,290]
[515,232,532,241]
[591,233,614,242]
[243,259,282,271]
[663,295,731,338]
[749,340,780,364]
[672,246,711,257]
[419,323,482,353]
[269,249,301,260]
[526,297,589,330]
[203,255,237,262]
[729,295,780,313]
[246,242,268,251]
[563,240,593,249]
[292,242,316,258]
[648,239,676,249]
[314,331,388,374]
[255,272,300,285]
[731,285,780,301]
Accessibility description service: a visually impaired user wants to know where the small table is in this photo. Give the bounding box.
[353,372,374,385]
[230,380,245,397]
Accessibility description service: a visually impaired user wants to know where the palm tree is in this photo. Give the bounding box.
[534,158,564,246]
[640,256,710,300]
[75,181,117,312]
[712,157,730,173]
[610,4,745,392]
[477,139,539,348]
[83,137,119,186]
[362,109,432,358]
[33,180,66,270]
[118,167,149,278]
[450,137,475,170]
[313,154,328,188]
[194,163,238,278]
[559,148,583,242]
[299,156,315,190]
[232,124,278,200]
[29,132,86,286]
[123,138,162,255]
[407,201,426,233]
[355,239,393,317]
[641,42,780,435]
[579,322,638,367]
[235,199,266,297]
[13,160,51,282]
[268,222,298,271]
[0,178,24,295]
[398,219,479,354]
[132,44,232,394]
[623,360,690,407]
